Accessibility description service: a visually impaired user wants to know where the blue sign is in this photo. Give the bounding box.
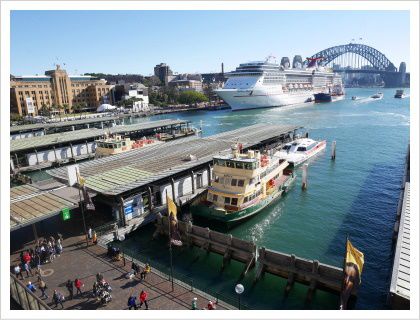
[124,205,133,215]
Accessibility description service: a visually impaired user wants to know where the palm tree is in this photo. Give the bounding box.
[57,105,64,121]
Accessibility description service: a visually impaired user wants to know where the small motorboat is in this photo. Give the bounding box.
[351,96,359,100]
[394,89,405,98]
[275,138,326,167]
[370,92,383,99]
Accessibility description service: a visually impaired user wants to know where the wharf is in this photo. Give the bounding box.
[388,146,410,309]
[10,236,233,310]
[46,124,299,197]
[10,115,122,138]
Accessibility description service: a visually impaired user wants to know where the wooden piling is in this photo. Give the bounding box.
[331,140,336,160]
[285,254,296,293]
[301,164,308,190]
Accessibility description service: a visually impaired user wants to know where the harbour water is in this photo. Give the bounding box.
[30,88,410,309]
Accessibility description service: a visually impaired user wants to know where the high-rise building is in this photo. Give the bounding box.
[153,63,173,85]
[10,65,114,116]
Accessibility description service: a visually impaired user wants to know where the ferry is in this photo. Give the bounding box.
[191,146,295,225]
[275,138,326,167]
[95,134,159,157]
[394,89,405,98]
[370,92,383,99]
[215,56,344,111]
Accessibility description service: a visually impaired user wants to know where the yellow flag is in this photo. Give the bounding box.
[166,194,177,221]
[76,168,85,186]
[346,239,364,280]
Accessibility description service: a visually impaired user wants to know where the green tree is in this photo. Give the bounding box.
[38,104,50,117]
[10,113,23,123]
[178,91,209,105]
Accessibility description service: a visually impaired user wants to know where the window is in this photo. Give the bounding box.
[235,162,244,169]
[122,141,126,146]
[224,197,231,204]
[212,194,218,202]
[231,179,237,186]
[238,180,244,187]
[297,147,306,152]
[244,196,248,203]
[231,198,238,206]
[214,176,219,183]
[219,177,225,185]
[226,161,235,168]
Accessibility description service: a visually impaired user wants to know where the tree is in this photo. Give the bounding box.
[10,113,23,123]
[178,91,209,105]
[38,104,50,117]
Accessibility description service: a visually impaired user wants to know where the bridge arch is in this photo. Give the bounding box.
[309,43,396,71]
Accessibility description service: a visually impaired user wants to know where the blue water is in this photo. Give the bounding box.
[30,88,410,309]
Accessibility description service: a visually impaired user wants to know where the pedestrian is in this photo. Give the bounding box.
[207,300,217,310]
[38,277,48,299]
[75,278,83,295]
[55,240,63,256]
[23,261,33,277]
[26,281,36,293]
[92,231,97,245]
[23,251,31,265]
[127,294,137,310]
[65,279,74,300]
[139,290,149,310]
[52,290,64,309]
[191,297,198,310]
[140,263,151,280]
[88,227,92,240]
[13,264,24,280]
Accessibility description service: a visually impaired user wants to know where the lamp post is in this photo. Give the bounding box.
[235,283,244,310]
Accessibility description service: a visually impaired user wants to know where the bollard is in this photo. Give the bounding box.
[301,164,308,190]
[331,140,336,160]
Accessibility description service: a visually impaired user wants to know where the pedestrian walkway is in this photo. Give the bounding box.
[11,236,231,310]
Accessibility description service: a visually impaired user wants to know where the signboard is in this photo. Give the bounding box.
[26,97,35,114]
[62,208,71,221]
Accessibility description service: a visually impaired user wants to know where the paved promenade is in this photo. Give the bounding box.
[11,236,230,310]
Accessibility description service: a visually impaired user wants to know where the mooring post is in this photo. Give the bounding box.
[187,221,193,247]
[331,140,336,160]
[307,260,320,303]
[255,247,266,282]
[301,164,308,190]
[191,170,195,195]
[286,254,296,294]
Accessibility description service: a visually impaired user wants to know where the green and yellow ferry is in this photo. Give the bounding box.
[191,145,295,225]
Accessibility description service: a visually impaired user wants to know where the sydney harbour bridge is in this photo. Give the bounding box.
[202,43,409,88]
[307,43,409,87]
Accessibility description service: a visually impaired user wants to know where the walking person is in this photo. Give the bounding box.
[139,290,149,310]
[26,281,36,293]
[52,290,64,309]
[23,261,33,277]
[75,278,83,296]
[140,263,151,280]
[38,277,49,299]
[13,264,24,280]
[127,294,137,310]
[92,231,97,245]
[88,227,92,240]
[66,279,74,300]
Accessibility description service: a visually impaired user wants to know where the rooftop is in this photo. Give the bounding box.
[10,119,189,153]
[46,124,298,196]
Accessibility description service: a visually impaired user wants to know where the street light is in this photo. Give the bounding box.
[235,283,244,310]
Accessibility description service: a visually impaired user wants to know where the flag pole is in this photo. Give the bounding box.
[166,190,174,291]
[77,168,89,248]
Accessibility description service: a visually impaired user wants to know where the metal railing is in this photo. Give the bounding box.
[10,273,51,310]
[117,246,250,310]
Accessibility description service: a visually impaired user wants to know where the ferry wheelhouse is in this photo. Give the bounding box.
[191,146,295,225]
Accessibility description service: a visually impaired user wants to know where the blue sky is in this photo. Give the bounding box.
[11,10,410,75]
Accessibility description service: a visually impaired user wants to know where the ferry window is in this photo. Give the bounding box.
[212,194,218,202]
[214,176,219,183]
[252,162,257,169]
[231,179,237,186]
[297,147,306,152]
[238,180,244,187]
[244,196,248,203]
[226,161,235,168]
[122,141,126,146]
[282,145,291,150]
[117,143,122,148]
[231,198,238,206]
[235,162,244,169]
[224,197,231,204]
[244,163,252,170]
[219,177,225,185]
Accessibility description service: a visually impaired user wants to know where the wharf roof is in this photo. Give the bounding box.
[10,116,120,133]
[46,124,298,197]
[10,119,188,153]
[390,181,410,302]
[10,184,78,231]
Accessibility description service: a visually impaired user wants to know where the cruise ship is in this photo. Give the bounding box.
[216,56,344,111]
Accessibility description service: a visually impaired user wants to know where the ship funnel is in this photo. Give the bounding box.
[293,55,303,69]
[281,57,290,69]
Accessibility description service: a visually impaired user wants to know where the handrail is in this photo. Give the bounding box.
[10,273,51,310]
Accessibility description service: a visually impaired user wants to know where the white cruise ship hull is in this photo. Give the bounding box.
[216,89,315,111]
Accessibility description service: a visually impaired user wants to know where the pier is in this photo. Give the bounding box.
[388,146,410,309]
[10,119,191,172]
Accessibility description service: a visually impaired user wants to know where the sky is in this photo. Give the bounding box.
[10,10,410,76]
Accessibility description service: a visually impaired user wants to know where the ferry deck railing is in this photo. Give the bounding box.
[10,273,51,310]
